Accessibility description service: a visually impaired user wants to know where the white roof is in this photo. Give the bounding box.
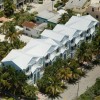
[82,15,98,22]
[37,10,59,20]
[41,29,65,42]
[2,50,33,70]
[25,43,56,57]
[65,15,98,31]
[53,24,81,40]
[22,38,59,51]
[48,14,61,23]
[57,9,67,15]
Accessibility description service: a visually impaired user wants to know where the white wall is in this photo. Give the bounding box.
[23,27,41,38]
[91,0,100,4]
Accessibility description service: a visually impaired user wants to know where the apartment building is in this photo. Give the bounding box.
[1,15,99,84]
[86,3,100,21]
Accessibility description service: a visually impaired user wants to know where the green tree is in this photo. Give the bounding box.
[22,84,38,100]
[4,0,15,17]
[76,42,92,63]
[58,13,69,24]
[57,67,72,82]
[0,41,13,60]
[0,66,38,99]
[4,22,22,45]
[37,76,64,100]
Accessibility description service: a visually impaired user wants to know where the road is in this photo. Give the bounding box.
[45,65,100,100]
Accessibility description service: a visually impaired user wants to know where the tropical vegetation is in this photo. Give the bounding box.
[0,21,25,61]
[0,66,38,100]
[4,0,15,17]
[58,9,75,24]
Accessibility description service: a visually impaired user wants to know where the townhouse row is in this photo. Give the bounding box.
[1,15,99,84]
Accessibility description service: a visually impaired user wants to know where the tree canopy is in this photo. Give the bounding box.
[0,66,38,100]
[4,0,15,17]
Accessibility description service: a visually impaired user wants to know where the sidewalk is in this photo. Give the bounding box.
[54,65,100,100]
[44,65,100,100]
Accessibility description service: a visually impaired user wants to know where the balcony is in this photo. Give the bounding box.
[45,58,51,63]
[71,42,75,47]
[80,37,84,40]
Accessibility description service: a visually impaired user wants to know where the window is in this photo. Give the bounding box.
[26,28,30,31]
[45,63,49,67]
[37,18,39,21]
[45,54,49,59]
[71,39,74,43]
[80,33,83,37]
[87,29,90,33]
[56,48,59,53]
[37,72,40,79]
[26,67,29,72]
[64,54,66,60]
[60,53,63,57]
[92,8,94,12]
[65,43,67,47]
[96,15,99,19]
[95,24,98,28]
[71,47,75,51]
[34,74,36,84]
[29,72,33,79]
[49,61,52,65]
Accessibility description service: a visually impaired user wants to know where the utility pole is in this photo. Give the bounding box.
[77,80,80,99]
[51,0,55,11]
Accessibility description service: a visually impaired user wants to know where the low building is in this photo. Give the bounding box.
[65,0,87,9]
[22,21,46,38]
[86,3,100,21]
[91,0,100,4]
[1,15,99,84]
[36,10,61,26]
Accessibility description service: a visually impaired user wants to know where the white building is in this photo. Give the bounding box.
[22,21,47,38]
[1,15,99,84]
[91,0,100,4]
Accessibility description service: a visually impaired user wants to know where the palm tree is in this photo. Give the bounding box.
[0,41,13,60]
[22,84,38,99]
[58,13,69,24]
[76,42,92,64]
[58,67,72,82]
[5,22,22,45]
[45,77,64,100]
[0,22,9,34]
